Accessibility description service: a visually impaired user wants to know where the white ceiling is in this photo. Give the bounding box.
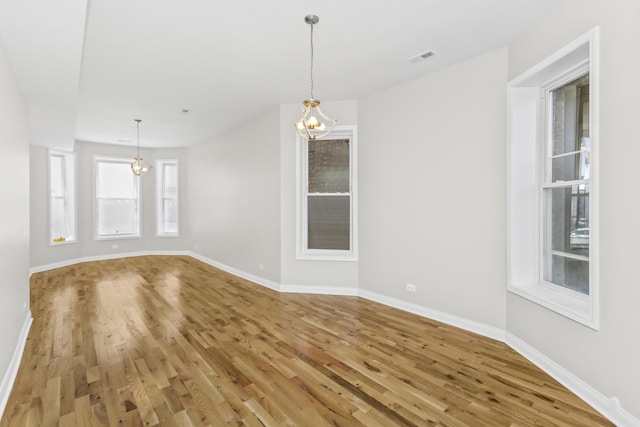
[0,0,557,151]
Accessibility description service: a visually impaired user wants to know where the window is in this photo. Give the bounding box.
[49,150,76,244]
[156,159,179,236]
[543,75,590,294]
[95,157,140,239]
[297,126,357,260]
[508,28,599,328]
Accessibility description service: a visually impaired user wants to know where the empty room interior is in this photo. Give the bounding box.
[0,0,639,425]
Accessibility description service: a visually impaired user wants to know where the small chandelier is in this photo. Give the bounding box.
[294,14,336,140]
[131,119,150,176]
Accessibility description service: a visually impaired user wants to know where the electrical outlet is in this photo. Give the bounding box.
[258,263,264,270]
[112,243,119,249]
[406,283,416,292]
[194,243,199,249]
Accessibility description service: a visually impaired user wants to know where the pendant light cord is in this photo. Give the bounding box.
[136,119,141,157]
[309,22,314,99]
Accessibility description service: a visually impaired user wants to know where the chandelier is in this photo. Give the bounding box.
[131,119,150,176]
[294,14,336,140]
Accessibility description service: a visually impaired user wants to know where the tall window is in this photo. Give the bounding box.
[543,74,590,294]
[156,159,179,236]
[297,126,357,260]
[508,28,599,328]
[49,150,76,244]
[95,157,140,239]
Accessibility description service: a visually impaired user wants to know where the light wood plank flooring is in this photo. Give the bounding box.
[1,255,612,426]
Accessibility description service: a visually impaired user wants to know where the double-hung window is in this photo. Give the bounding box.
[95,157,140,239]
[49,150,76,244]
[297,126,357,260]
[156,159,179,236]
[543,74,590,294]
[508,28,599,328]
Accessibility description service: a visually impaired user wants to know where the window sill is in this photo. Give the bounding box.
[508,282,598,330]
[94,234,141,241]
[297,251,357,262]
[156,233,180,238]
[50,239,77,247]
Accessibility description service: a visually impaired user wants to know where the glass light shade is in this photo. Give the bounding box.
[294,98,337,140]
[131,157,150,176]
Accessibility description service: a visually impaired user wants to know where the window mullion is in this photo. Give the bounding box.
[550,250,589,262]
[542,179,589,189]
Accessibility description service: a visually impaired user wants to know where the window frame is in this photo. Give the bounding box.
[541,71,591,296]
[296,125,358,261]
[94,156,142,240]
[155,159,179,237]
[507,28,599,329]
[48,149,77,245]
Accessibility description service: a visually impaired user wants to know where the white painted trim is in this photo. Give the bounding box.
[155,159,180,237]
[93,155,142,240]
[506,333,639,427]
[358,289,506,342]
[48,149,77,245]
[189,253,281,292]
[0,311,32,420]
[296,125,358,261]
[507,27,600,329]
[29,250,192,276]
[281,284,358,295]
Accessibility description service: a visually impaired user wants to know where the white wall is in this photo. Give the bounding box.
[280,100,359,289]
[358,49,509,329]
[188,107,281,283]
[507,0,640,420]
[29,141,190,268]
[0,36,31,406]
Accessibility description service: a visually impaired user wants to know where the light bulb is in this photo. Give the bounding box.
[307,116,319,127]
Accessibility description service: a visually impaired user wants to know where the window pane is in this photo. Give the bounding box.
[551,74,589,156]
[163,164,178,198]
[548,255,589,295]
[551,146,590,181]
[547,185,590,256]
[308,195,350,250]
[163,199,178,233]
[50,155,64,196]
[51,198,69,239]
[97,199,137,235]
[308,139,350,193]
[97,162,137,198]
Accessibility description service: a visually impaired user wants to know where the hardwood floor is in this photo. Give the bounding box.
[1,255,612,426]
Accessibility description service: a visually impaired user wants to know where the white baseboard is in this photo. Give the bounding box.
[29,250,192,276]
[506,333,639,427]
[190,253,504,341]
[0,311,32,420]
[280,284,359,295]
[189,252,281,292]
[358,289,506,342]
[27,253,638,425]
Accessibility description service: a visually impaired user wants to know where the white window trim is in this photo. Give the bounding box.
[296,125,358,261]
[507,28,599,329]
[48,149,77,245]
[94,156,142,240]
[155,159,179,237]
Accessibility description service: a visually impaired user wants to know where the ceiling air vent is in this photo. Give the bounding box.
[406,50,437,64]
